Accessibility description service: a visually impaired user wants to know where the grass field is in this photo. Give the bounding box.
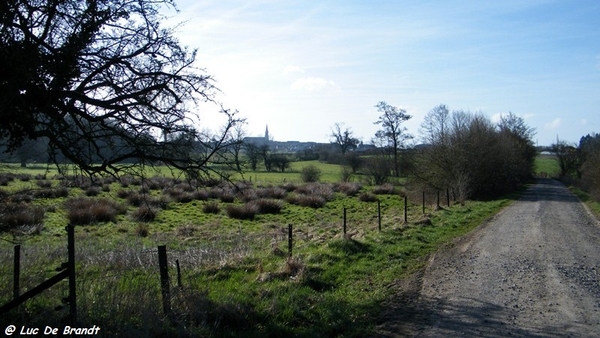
[0,164,514,336]
[534,154,560,177]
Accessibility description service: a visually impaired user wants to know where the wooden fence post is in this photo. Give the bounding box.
[67,224,76,325]
[404,195,408,223]
[175,259,182,289]
[157,245,171,317]
[13,245,20,300]
[288,224,293,257]
[377,200,381,232]
[446,188,450,207]
[343,207,347,237]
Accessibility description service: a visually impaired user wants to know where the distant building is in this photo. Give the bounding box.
[242,125,331,152]
[243,125,271,146]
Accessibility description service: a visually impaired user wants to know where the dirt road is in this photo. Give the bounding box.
[376,179,600,337]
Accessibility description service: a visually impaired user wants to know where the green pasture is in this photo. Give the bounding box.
[0,163,515,336]
[534,154,559,177]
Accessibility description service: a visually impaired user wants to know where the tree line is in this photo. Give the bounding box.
[552,133,600,201]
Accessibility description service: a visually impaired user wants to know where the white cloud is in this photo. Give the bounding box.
[290,77,339,92]
[283,65,304,75]
[522,113,536,119]
[490,113,503,124]
[544,118,562,130]
[581,119,588,125]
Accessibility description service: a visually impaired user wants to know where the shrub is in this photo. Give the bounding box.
[296,183,334,201]
[335,182,362,196]
[0,202,45,230]
[131,206,157,223]
[220,191,236,203]
[135,223,149,237]
[0,174,15,186]
[286,193,327,208]
[202,201,220,214]
[358,192,378,202]
[64,197,125,225]
[32,187,69,199]
[126,192,146,207]
[300,165,321,183]
[373,183,397,195]
[279,182,298,192]
[85,186,101,196]
[226,204,258,220]
[36,180,52,188]
[117,189,131,199]
[250,198,283,214]
[17,174,31,182]
[257,187,287,199]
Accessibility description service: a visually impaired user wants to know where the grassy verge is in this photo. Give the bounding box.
[566,185,600,218]
[0,171,513,336]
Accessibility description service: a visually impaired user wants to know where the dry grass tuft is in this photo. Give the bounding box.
[373,183,397,195]
[249,198,283,214]
[202,201,220,214]
[226,204,258,220]
[131,205,157,223]
[358,192,378,202]
[64,197,125,225]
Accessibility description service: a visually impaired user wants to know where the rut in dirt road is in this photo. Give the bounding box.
[376,179,600,337]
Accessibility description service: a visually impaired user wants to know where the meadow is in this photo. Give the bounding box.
[0,160,514,337]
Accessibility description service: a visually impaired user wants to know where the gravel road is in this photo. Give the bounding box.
[376,178,600,337]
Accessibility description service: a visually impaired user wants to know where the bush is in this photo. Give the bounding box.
[0,202,45,230]
[135,223,149,237]
[296,183,334,201]
[335,182,362,196]
[286,193,327,208]
[373,183,397,195]
[257,187,287,199]
[131,206,157,223]
[202,201,220,214]
[85,186,101,196]
[220,191,236,203]
[358,192,378,202]
[250,198,283,214]
[225,204,258,220]
[300,165,321,183]
[32,187,69,199]
[36,179,53,188]
[64,197,125,225]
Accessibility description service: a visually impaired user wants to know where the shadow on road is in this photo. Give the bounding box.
[377,289,577,338]
[518,178,580,203]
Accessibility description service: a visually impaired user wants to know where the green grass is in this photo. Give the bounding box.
[534,154,559,177]
[0,168,514,336]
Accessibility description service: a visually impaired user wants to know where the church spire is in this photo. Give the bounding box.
[265,125,269,141]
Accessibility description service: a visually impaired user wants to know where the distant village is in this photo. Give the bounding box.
[243,125,376,153]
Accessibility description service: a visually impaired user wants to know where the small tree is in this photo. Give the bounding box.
[244,143,261,171]
[374,101,413,177]
[300,165,321,183]
[330,123,360,154]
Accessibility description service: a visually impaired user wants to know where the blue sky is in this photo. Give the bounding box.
[168,0,599,146]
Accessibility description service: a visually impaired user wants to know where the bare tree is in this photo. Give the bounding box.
[329,122,360,154]
[420,104,450,146]
[374,101,413,177]
[0,0,243,178]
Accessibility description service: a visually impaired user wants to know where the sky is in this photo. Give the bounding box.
[165,0,600,146]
